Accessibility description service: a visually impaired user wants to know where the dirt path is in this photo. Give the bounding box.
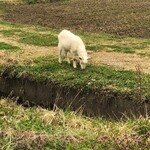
[1,34,150,74]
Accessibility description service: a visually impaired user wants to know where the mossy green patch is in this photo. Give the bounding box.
[86,45,105,51]
[0,20,13,26]
[0,42,20,51]
[0,28,58,47]
[19,32,58,46]
[138,53,150,58]
[0,20,31,28]
[0,29,23,36]
[34,26,59,34]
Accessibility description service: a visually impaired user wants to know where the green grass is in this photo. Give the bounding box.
[106,45,135,53]
[86,45,105,51]
[0,42,20,51]
[0,28,58,47]
[0,29,23,37]
[0,21,150,99]
[33,26,59,33]
[87,44,135,53]
[0,21,150,53]
[0,20,30,28]
[1,55,150,99]
[0,20,13,26]
[23,0,67,4]
[19,32,58,46]
[0,99,150,149]
[77,31,150,53]
[138,53,150,58]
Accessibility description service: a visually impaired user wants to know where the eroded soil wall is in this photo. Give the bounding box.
[0,72,149,118]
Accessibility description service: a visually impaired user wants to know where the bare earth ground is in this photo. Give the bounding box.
[4,0,150,38]
[0,24,150,74]
[90,51,150,73]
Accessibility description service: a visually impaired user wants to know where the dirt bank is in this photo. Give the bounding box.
[0,69,149,118]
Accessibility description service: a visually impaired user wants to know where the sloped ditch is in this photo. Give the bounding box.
[0,69,149,118]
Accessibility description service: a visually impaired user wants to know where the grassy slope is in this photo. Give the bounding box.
[0,21,150,100]
[2,55,150,100]
[0,99,150,149]
[0,42,20,50]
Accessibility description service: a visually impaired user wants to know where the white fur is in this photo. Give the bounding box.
[58,30,88,69]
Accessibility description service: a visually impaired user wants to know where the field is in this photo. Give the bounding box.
[4,0,150,38]
[0,0,150,149]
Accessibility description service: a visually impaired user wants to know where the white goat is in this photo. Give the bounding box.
[58,29,88,69]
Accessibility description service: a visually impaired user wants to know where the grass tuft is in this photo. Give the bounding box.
[0,42,20,51]
[0,28,58,47]
[19,32,58,46]
[138,53,150,58]
[0,29,23,37]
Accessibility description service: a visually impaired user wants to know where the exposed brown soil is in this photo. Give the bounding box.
[4,0,150,38]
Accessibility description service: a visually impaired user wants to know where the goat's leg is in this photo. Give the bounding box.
[66,52,70,64]
[72,54,77,68]
[58,44,62,63]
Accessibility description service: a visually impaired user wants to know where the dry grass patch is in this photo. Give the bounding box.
[0,99,150,149]
[90,51,150,74]
[0,34,57,65]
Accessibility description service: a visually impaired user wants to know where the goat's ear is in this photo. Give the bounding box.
[79,56,82,60]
